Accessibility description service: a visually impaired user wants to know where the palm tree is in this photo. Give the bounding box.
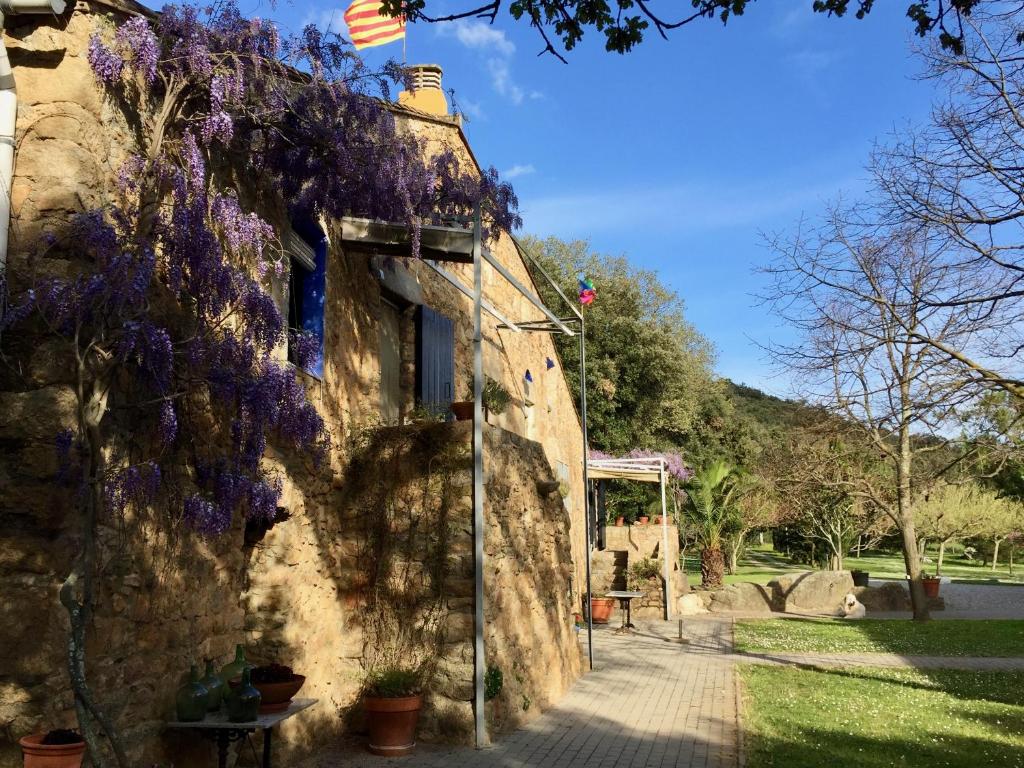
[683,460,744,589]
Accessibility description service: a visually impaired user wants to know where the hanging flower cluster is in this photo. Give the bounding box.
[4,0,523,536]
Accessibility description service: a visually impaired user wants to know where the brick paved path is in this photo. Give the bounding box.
[303,618,740,768]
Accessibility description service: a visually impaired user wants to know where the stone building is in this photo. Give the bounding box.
[0,3,588,765]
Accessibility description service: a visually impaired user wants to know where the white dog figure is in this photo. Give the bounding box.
[840,592,867,619]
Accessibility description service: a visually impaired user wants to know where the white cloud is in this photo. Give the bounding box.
[438,19,532,105]
[487,58,524,104]
[519,175,864,238]
[452,20,516,56]
[503,164,536,179]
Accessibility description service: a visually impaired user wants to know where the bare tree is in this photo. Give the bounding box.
[763,219,988,620]
[872,8,1024,397]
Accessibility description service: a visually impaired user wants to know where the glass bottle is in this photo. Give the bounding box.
[200,659,225,711]
[226,666,261,723]
[175,665,209,722]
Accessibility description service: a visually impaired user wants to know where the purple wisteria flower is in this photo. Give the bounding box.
[87,34,124,84]
[115,16,160,83]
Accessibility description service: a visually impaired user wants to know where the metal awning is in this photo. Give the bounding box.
[340,217,475,263]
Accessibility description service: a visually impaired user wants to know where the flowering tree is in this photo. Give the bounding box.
[0,4,518,766]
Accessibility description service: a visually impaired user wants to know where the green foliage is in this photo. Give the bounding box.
[626,557,661,589]
[462,374,513,415]
[484,665,503,701]
[365,666,422,698]
[682,460,745,550]
[387,0,976,58]
[524,236,715,455]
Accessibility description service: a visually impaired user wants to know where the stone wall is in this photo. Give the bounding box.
[0,5,585,766]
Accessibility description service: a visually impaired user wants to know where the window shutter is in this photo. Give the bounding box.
[416,306,455,415]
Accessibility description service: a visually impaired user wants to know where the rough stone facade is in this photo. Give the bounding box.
[0,5,585,766]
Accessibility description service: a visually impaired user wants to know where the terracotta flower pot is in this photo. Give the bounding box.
[653,516,662,524]
[19,735,87,768]
[614,516,625,527]
[922,577,941,598]
[450,402,473,421]
[590,597,615,624]
[637,516,649,525]
[364,694,422,756]
[254,674,305,714]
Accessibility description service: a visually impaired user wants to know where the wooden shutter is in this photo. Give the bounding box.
[379,302,402,424]
[416,306,455,415]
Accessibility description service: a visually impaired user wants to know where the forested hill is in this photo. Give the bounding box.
[724,381,814,434]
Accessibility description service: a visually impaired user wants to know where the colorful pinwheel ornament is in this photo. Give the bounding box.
[578,276,596,306]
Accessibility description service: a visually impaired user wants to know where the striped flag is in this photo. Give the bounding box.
[344,0,406,50]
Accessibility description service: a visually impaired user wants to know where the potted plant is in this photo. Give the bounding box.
[451,376,512,422]
[636,515,650,525]
[20,729,87,768]
[921,573,941,598]
[614,516,625,527]
[589,595,615,623]
[363,666,423,756]
[851,569,870,587]
[251,663,306,713]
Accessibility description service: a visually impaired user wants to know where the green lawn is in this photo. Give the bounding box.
[684,544,1024,587]
[734,618,1024,657]
[741,665,1024,768]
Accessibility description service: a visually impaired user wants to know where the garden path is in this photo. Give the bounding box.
[299,617,740,768]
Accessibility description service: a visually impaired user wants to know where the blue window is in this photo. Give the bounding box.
[287,220,327,378]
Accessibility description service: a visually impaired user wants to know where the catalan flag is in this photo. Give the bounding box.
[344,0,406,50]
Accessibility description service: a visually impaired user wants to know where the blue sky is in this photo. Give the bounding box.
[257,0,938,396]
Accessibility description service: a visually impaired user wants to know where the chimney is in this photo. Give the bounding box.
[398,64,449,117]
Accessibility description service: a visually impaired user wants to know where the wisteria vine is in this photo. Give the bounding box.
[5,0,521,538]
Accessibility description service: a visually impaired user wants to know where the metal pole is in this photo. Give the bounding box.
[471,204,486,748]
[580,314,594,670]
[660,461,671,621]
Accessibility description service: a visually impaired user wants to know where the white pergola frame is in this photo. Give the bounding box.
[339,211,591,749]
[587,457,674,622]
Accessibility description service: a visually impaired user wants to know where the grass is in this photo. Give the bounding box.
[734,618,1024,657]
[741,665,1024,768]
[684,543,1024,587]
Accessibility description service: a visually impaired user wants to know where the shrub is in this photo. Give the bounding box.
[627,557,662,589]
[365,666,422,698]
[42,730,85,746]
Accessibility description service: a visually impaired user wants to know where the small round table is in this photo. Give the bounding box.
[604,590,644,634]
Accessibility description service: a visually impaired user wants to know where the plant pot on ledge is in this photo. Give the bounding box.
[450,401,473,421]
[614,516,625,527]
[851,570,870,587]
[921,576,941,598]
[636,516,650,525]
[20,731,87,768]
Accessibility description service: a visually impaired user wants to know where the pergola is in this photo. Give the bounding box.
[586,457,675,622]
[339,209,592,749]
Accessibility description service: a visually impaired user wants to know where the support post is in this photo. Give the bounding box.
[471,205,486,748]
[580,315,594,670]
[660,461,671,621]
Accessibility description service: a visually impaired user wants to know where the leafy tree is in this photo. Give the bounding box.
[524,236,714,455]
[382,0,977,60]
[916,483,1009,575]
[681,459,745,588]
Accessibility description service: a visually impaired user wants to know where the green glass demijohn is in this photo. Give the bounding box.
[219,644,252,685]
[175,665,209,722]
[226,667,261,723]
[200,659,225,711]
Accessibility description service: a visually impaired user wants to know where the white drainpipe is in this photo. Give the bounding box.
[0,0,66,289]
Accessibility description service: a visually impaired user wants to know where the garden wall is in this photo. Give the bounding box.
[0,4,585,765]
